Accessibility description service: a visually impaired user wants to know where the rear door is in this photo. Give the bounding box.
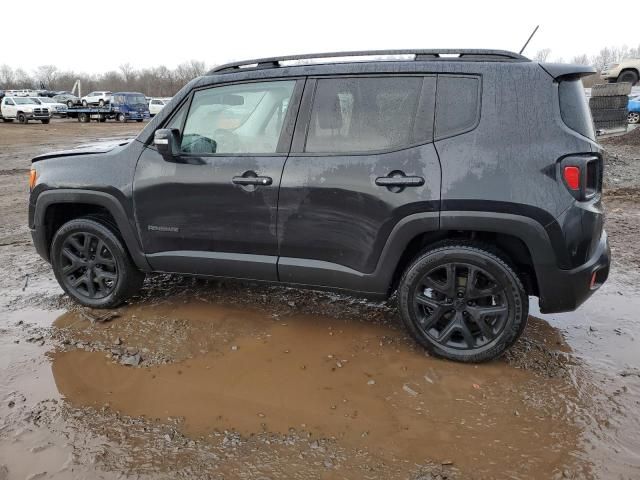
[133,78,303,280]
[277,75,441,291]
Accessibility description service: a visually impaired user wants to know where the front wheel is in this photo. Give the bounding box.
[628,112,640,124]
[398,244,528,362]
[17,113,27,124]
[50,218,145,308]
[67,100,75,108]
[98,99,105,107]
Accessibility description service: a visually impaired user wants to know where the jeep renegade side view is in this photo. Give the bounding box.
[28,49,610,362]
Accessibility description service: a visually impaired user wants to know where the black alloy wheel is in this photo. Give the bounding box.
[412,262,508,350]
[398,244,528,362]
[59,231,118,300]
[51,218,144,308]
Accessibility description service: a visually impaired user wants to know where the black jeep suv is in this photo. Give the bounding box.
[28,49,610,362]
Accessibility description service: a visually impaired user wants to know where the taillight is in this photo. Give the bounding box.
[559,155,602,201]
[563,166,580,190]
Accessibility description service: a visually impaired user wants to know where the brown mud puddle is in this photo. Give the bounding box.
[48,301,586,478]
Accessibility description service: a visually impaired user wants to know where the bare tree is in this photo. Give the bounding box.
[533,48,552,62]
[571,54,590,65]
[0,65,14,88]
[34,65,58,89]
[119,63,136,84]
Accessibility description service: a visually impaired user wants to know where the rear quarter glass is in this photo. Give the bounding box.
[559,79,596,140]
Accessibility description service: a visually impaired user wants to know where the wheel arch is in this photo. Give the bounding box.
[378,211,558,298]
[32,189,150,271]
[618,68,640,82]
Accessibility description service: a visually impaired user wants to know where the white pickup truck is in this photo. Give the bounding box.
[0,96,51,124]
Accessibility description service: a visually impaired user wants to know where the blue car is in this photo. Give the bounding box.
[629,95,640,124]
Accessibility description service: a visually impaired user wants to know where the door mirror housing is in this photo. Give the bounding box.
[154,128,180,159]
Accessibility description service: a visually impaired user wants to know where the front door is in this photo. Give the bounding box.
[134,79,302,281]
[277,75,441,292]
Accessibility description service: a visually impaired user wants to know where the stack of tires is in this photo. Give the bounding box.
[589,83,631,131]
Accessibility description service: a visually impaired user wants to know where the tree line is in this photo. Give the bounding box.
[1,44,639,96]
[0,60,207,97]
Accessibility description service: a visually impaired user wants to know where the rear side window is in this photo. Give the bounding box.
[435,75,481,140]
[559,79,595,140]
[305,77,430,153]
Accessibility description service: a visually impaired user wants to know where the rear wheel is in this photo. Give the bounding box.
[98,99,105,107]
[66,100,75,108]
[618,70,639,86]
[117,113,127,123]
[628,112,640,124]
[398,244,528,362]
[51,218,144,308]
[2,118,13,123]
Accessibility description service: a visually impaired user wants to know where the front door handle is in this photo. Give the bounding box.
[232,174,273,186]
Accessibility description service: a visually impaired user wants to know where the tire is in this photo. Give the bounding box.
[17,113,27,124]
[41,119,50,124]
[397,244,528,363]
[50,218,144,308]
[618,70,639,86]
[2,118,13,123]
[591,107,628,123]
[98,115,106,123]
[628,111,640,124]
[67,100,74,108]
[98,99,105,107]
[589,95,628,110]
[591,83,633,97]
[79,113,90,123]
[117,113,127,123]
[82,100,88,107]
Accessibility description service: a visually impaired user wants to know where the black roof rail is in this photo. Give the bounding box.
[208,49,529,75]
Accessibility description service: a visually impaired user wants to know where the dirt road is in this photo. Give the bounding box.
[1,119,639,479]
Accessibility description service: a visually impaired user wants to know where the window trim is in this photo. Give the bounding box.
[157,77,304,158]
[290,74,437,157]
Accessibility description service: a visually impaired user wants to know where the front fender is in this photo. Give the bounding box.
[31,189,150,271]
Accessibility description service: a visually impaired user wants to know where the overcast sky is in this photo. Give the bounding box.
[7,0,638,73]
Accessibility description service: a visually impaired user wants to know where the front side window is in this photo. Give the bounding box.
[179,80,296,155]
[305,77,425,153]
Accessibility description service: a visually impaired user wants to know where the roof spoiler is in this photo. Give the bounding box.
[539,63,597,80]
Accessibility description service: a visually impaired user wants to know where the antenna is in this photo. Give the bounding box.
[519,25,539,55]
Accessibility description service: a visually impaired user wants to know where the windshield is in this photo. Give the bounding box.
[15,98,39,105]
[125,95,147,106]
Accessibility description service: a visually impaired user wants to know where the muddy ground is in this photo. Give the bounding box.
[0,119,639,479]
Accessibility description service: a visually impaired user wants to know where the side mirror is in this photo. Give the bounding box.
[154,128,180,159]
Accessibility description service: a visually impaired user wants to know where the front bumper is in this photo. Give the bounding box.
[125,111,150,120]
[537,230,610,313]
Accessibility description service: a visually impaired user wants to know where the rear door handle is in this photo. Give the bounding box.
[232,175,273,186]
[375,174,425,187]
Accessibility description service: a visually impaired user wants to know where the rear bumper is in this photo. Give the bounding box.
[537,230,610,313]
